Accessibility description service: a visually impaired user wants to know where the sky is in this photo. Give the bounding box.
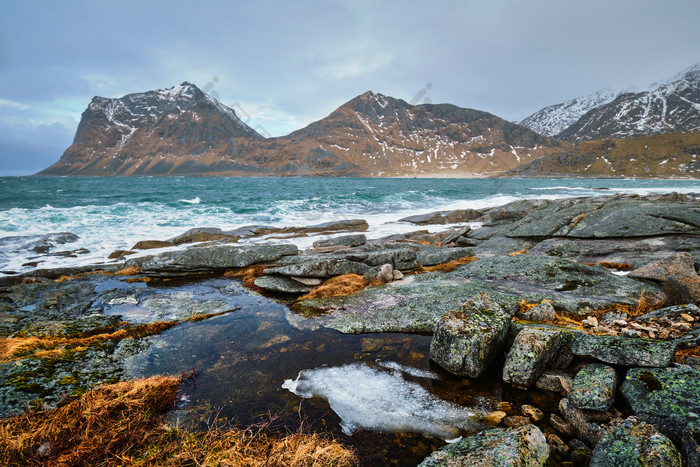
[1,0,699,175]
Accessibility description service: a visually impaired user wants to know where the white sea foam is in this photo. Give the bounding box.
[179,196,201,204]
[282,362,484,439]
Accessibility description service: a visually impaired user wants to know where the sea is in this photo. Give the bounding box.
[1,176,698,276]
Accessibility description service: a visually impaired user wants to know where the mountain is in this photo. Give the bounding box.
[39,86,564,177]
[506,129,700,178]
[519,88,620,137]
[521,63,700,141]
[39,82,263,176]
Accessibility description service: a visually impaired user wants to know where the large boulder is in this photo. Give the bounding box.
[502,326,578,389]
[664,275,700,306]
[569,364,617,411]
[572,334,676,368]
[400,209,483,225]
[590,416,682,467]
[629,252,698,282]
[136,244,299,277]
[430,294,510,378]
[620,367,700,465]
[418,425,550,467]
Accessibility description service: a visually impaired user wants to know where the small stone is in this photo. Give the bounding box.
[496,401,512,412]
[483,410,506,425]
[550,413,574,436]
[547,433,569,459]
[536,370,573,394]
[392,270,404,280]
[519,300,556,322]
[612,319,628,326]
[503,415,531,427]
[521,404,544,422]
[377,263,394,283]
[681,313,695,322]
[584,316,599,327]
[290,276,323,286]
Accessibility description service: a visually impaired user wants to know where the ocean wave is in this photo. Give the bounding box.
[179,196,201,204]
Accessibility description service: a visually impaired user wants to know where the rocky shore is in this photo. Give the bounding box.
[1,192,699,466]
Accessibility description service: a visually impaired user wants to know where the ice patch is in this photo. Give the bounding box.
[282,362,484,439]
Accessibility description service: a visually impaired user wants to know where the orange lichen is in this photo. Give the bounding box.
[298,274,381,300]
[508,249,528,256]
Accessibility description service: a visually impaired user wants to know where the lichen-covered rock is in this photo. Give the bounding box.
[572,334,676,367]
[312,234,366,249]
[430,294,510,378]
[559,398,618,444]
[418,424,550,466]
[590,416,682,467]
[136,244,299,277]
[536,370,573,395]
[620,367,700,466]
[663,274,700,306]
[265,258,377,278]
[518,300,555,322]
[629,252,698,282]
[253,275,314,294]
[416,247,475,267]
[503,327,577,389]
[569,364,617,411]
[131,239,176,250]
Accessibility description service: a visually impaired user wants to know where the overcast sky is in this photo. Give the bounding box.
[1,0,699,175]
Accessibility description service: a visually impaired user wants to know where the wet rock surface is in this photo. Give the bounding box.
[429,294,510,378]
[590,416,682,467]
[569,364,617,411]
[572,334,676,367]
[418,424,550,466]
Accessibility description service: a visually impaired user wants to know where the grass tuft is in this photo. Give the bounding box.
[298,274,381,300]
[417,256,479,273]
[0,376,357,466]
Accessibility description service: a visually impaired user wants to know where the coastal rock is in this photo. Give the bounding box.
[527,236,700,270]
[502,327,577,389]
[569,364,617,411]
[518,300,555,322]
[535,370,573,395]
[415,247,475,267]
[663,274,700,306]
[312,234,366,249]
[559,398,618,444]
[265,258,376,278]
[376,264,394,283]
[590,416,682,467]
[253,275,314,294]
[636,304,700,322]
[620,367,700,445]
[472,236,539,258]
[132,240,175,250]
[505,196,700,239]
[418,425,550,467]
[0,232,79,255]
[443,226,472,245]
[400,209,482,225]
[136,244,299,277]
[629,252,698,282]
[283,219,369,234]
[572,334,676,367]
[429,294,510,378]
[477,198,555,224]
[169,227,239,245]
[108,250,136,259]
[291,254,660,333]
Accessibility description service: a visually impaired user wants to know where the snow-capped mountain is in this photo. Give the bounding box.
[40,85,563,177]
[521,64,700,141]
[519,88,621,137]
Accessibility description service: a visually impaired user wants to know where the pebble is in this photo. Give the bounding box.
[521,404,544,422]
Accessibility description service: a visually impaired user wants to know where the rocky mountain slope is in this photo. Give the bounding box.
[39,85,563,177]
[507,129,700,178]
[521,63,700,141]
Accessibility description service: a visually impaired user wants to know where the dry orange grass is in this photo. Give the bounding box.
[298,274,381,300]
[508,249,528,256]
[675,345,700,364]
[583,261,634,271]
[417,256,479,273]
[0,376,357,467]
[225,264,268,291]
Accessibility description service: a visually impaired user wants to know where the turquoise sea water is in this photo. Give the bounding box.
[0,176,698,274]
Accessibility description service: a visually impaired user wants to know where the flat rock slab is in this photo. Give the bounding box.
[254,275,314,294]
[418,425,550,467]
[569,364,617,411]
[572,334,676,367]
[629,252,698,282]
[590,416,682,467]
[136,244,299,277]
[503,326,578,389]
[505,196,700,239]
[527,236,700,270]
[430,294,510,378]
[290,254,663,333]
